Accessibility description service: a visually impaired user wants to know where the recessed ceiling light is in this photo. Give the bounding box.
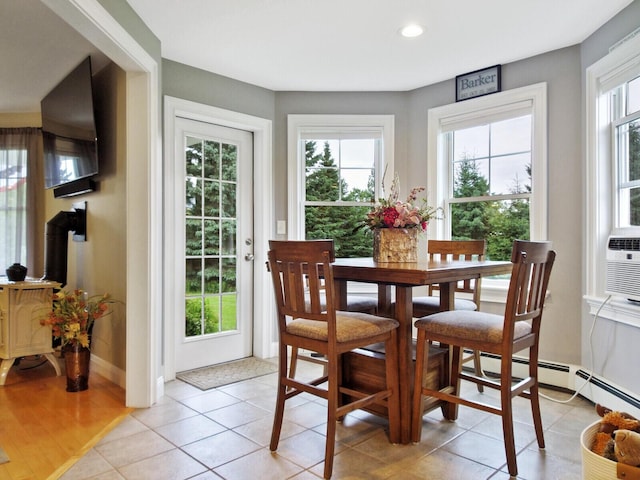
[400,24,424,38]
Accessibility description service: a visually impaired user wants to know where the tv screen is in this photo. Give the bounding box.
[41,57,99,190]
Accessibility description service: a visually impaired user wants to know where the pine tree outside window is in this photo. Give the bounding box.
[287,115,394,258]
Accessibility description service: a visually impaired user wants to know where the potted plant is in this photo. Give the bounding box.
[40,289,112,392]
[361,173,440,262]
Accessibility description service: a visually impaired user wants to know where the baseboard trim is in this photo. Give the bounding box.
[90,354,126,389]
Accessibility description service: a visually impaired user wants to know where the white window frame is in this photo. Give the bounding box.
[585,32,640,325]
[427,83,548,300]
[287,114,395,240]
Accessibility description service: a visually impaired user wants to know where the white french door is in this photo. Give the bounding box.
[174,117,254,371]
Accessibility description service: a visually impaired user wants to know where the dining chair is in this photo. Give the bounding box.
[267,239,401,479]
[413,239,487,390]
[410,240,556,477]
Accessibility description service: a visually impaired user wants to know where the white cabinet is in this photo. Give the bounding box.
[0,279,61,385]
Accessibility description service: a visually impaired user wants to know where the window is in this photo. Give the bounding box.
[445,115,532,260]
[0,128,42,274]
[612,76,640,229]
[427,83,548,263]
[0,146,28,269]
[585,34,640,306]
[288,115,394,257]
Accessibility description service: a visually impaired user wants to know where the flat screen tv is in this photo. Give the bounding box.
[41,57,98,195]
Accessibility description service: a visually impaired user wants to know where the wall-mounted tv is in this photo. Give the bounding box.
[41,57,98,196]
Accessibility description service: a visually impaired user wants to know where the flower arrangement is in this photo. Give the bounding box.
[362,172,440,231]
[40,289,112,348]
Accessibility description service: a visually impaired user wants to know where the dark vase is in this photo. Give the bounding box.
[6,263,27,281]
[63,343,90,392]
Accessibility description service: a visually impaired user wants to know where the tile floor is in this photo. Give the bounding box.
[60,359,598,479]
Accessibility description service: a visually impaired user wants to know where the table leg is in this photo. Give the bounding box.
[394,285,414,444]
[377,284,392,316]
[439,282,454,311]
[334,279,348,310]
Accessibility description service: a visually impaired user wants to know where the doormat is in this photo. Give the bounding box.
[0,446,9,464]
[177,357,278,390]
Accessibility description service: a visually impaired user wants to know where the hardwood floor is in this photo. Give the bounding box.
[0,354,131,480]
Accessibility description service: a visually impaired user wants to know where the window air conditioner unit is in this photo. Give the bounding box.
[605,236,640,302]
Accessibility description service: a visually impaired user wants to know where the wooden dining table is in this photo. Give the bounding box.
[332,257,513,444]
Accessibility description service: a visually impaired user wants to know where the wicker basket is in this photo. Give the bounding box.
[581,420,640,479]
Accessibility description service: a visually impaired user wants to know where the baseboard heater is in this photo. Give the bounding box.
[576,369,640,411]
[476,350,570,374]
[473,350,640,415]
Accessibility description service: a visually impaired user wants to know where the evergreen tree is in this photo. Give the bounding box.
[303,141,374,257]
[451,159,490,241]
[486,164,531,260]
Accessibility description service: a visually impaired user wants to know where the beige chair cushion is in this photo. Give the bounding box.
[287,311,399,343]
[414,310,531,344]
[412,295,477,312]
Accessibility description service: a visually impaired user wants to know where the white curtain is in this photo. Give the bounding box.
[0,128,45,278]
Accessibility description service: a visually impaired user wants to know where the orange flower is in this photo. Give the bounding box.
[40,289,113,348]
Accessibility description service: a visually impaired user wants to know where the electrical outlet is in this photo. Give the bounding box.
[277,220,286,235]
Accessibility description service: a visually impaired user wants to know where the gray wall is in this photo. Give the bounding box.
[163,59,275,121]
[161,2,640,392]
[404,46,584,366]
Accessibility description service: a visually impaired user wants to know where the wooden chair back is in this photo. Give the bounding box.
[268,239,336,331]
[503,239,556,347]
[427,239,486,305]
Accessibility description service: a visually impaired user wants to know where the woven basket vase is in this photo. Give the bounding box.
[373,228,419,263]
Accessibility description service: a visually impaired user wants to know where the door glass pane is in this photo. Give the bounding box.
[185,178,202,216]
[204,140,219,179]
[185,258,202,295]
[222,143,237,181]
[186,137,202,176]
[204,258,220,294]
[221,220,236,255]
[203,219,219,255]
[203,180,219,217]
[185,298,203,337]
[221,182,236,217]
[185,219,202,256]
[221,294,237,333]
[221,258,237,293]
[184,135,239,337]
[204,297,220,334]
